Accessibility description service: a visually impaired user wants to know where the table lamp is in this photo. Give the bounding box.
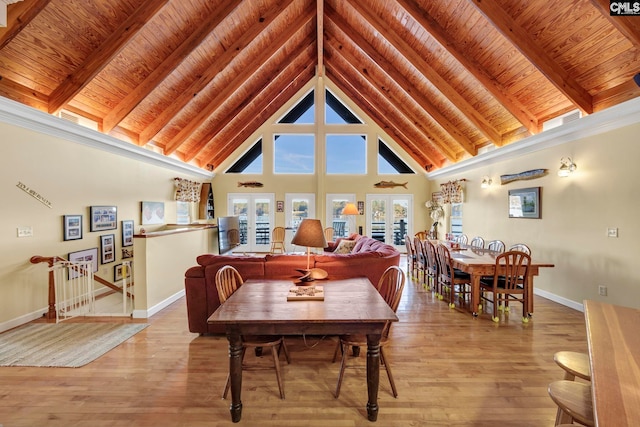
[291,218,327,281]
[341,203,359,215]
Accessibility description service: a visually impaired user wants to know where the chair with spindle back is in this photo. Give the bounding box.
[479,251,531,323]
[508,243,531,255]
[270,226,286,254]
[435,243,471,308]
[486,240,505,253]
[470,236,484,248]
[215,265,290,399]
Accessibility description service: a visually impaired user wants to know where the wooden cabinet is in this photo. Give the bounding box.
[199,183,214,220]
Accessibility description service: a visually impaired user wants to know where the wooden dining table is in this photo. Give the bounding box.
[584,300,640,426]
[207,277,398,423]
[446,246,554,317]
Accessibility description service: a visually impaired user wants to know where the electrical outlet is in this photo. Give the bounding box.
[607,227,618,238]
[17,226,33,237]
[598,285,607,296]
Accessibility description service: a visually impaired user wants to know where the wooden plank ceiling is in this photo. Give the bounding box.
[0,0,638,172]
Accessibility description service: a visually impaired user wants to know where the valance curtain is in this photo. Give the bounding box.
[440,180,465,204]
[174,178,202,202]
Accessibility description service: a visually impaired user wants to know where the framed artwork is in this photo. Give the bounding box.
[121,247,134,259]
[63,214,83,241]
[100,234,116,264]
[276,200,284,213]
[90,205,117,232]
[68,247,98,279]
[114,263,131,281]
[508,187,541,219]
[432,191,443,204]
[121,220,134,247]
[357,201,364,215]
[141,201,165,225]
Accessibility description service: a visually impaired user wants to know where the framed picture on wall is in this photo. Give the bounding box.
[141,201,165,225]
[90,206,117,231]
[100,234,115,264]
[68,247,98,279]
[121,220,134,247]
[276,200,284,212]
[113,263,131,281]
[63,214,83,241]
[508,187,541,219]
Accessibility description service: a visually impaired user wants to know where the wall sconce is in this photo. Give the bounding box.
[558,157,577,177]
[480,176,492,188]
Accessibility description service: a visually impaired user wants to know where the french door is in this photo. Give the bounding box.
[227,193,275,253]
[365,194,412,252]
[285,193,316,252]
[326,194,356,239]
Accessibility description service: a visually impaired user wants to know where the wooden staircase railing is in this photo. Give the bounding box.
[30,255,134,320]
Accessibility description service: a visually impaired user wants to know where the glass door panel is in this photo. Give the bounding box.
[366,194,412,252]
[228,193,274,253]
[285,193,316,252]
[326,194,356,239]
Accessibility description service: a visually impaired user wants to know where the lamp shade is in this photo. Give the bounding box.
[291,219,327,249]
[341,203,359,215]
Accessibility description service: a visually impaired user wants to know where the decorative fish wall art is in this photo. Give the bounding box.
[237,181,264,188]
[500,169,548,185]
[374,181,408,189]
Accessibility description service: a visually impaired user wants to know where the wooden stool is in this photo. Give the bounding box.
[554,351,591,381]
[548,380,594,426]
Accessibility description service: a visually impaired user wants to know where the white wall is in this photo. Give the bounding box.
[430,117,640,310]
[0,109,209,331]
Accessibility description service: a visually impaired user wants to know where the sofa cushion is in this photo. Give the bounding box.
[197,254,265,266]
[334,239,357,254]
[264,254,310,278]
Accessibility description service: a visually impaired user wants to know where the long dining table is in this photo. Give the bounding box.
[207,277,398,423]
[445,246,554,317]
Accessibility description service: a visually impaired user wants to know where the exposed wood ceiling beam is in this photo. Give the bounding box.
[325,45,444,169]
[326,7,475,158]
[348,0,502,145]
[396,0,538,135]
[47,0,170,115]
[138,0,293,146]
[468,0,594,115]
[0,76,47,110]
[589,0,640,47]
[101,0,242,133]
[0,0,50,50]
[203,50,316,168]
[164,2,315,156]
[317,0,323,76]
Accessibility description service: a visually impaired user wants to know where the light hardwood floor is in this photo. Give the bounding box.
[0,261,588,426]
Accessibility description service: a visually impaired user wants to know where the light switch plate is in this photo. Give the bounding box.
[607,227,618,238]
[17,226,33,237]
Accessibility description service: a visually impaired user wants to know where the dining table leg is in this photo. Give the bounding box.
[471,274,481,316]
[366,333,382,421]
[226,331,243,423]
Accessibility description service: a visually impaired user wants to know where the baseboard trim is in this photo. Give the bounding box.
[0,309,47,333]
[132,289,185,319]
[534,288,584,312]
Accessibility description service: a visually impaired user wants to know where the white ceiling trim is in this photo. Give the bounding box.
[0,96,213,179]
[428,96,640,179]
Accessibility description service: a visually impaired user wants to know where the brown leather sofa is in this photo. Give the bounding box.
[184,235,400,334]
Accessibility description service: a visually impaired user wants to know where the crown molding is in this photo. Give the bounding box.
[0,96,213,179]
[428,96,640,179]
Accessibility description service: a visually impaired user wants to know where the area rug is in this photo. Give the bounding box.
[0,323,148,368]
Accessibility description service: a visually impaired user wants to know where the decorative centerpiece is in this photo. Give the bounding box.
[425,200,444,240]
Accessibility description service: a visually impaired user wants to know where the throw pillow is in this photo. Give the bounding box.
[334,239,356,254]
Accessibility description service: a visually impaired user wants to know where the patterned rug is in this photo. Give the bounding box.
[0,323,148,368]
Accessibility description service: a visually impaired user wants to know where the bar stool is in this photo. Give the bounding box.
[547,380,594,426]
[554,351,591,381]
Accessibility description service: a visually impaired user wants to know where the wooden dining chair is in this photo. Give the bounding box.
[455,234,468,245]
[414,230,427,240]
[435,243,471,308]
[332,266,405,398]
[470,236,484,248]
[215,265,291,399]
[424,240,438,292]
[269,226,286,254]
[508,243,531,255]
[479,251,531,323]
[413,236,426,285]
[324,227,334,243]
[486,240,505,253]
[404,234,417,278]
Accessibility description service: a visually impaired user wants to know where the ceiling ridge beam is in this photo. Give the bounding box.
[468,0,594,115]
[101,0,243,133]
[347,0,502,144]
[0,0,50,50]
[47,0,170,115]
[589,0,640,47]
[137,0,294,146]
[203,49,316,167]
[163,1,315,156]
[326,7,474,158]
[325,44,444,168]
[396,0,538,135]
[317,0,323,76]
